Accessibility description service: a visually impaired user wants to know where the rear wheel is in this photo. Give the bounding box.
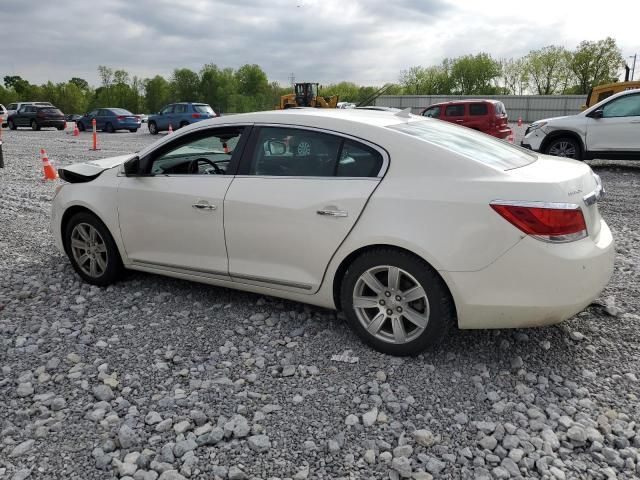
[179,121,189,128]
[56,126,64,131]
[31,120,40,131]
[8,119,16,130]
[545,137,582,160]
[340,249,455,356]
[77,122,86,132]
[148,121,158,135]
[64,212,123,286]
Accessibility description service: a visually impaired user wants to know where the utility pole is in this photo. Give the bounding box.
[630,54,637,81]
[288,73,295,88]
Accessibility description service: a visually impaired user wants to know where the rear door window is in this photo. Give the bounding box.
[174,104,188,114]
[445,104,465,117]
[469,103,488,116]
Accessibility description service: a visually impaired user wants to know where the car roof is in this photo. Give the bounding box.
[426,99,497,108]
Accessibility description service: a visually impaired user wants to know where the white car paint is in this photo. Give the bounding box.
[51,108,614,333]
[522,88,640,156]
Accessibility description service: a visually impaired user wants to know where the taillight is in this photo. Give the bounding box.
[191,113,201,118]
[490,201,587,243]
[117,115,125,120]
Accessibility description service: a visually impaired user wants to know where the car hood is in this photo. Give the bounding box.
[535,116,570,124]
[58,153,134,183]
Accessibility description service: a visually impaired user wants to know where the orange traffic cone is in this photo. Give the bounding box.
[517,116,522,127]
[168,123,173,134]
[73,122,79,136]
[41,148,58,180]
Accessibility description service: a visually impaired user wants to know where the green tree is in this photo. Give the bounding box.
[569,37,623,94]
[144,75,171,113]
[199,64,238,113]
[170,68,200,102]
[234,64,270,111]
[525,46,573,95]
[449,53,501,94]
[69,77,90,91]
[399,65,451,94]
[500,58,529,95]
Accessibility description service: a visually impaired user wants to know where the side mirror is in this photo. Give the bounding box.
[267,140,286,155]
[588,108,603,119]
[123,156,141,176]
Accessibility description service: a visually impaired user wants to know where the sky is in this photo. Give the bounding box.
[2,0,639,87]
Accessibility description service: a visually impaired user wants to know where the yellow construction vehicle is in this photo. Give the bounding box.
[279,83,339,109]
[583,80,640,109]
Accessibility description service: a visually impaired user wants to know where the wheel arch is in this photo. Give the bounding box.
[60,205,118,257]
[331,243,458,324]
[540,130,585,156]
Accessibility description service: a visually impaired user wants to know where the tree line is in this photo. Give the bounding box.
[0,37,626,114]
[400,38,625,96]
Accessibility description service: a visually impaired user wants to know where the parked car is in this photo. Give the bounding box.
[5,101,53,117]
[522,89,640,160]
[77,108,141,133]
[0,104,6,127]
[7,105,65,131]
[147,102,218,134]
[420,100,511,139]
[52,109,613,355]
[66,114,83,123]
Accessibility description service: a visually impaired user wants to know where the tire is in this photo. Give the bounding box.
[148,121,158,135]
[340,249,455,356]
[57,126,64,131]
[179,121,189,128]
[78,122,86,132]
[8,119,16,130]
[129,129,138,133]
[31,120,40,131]
[105,122,115,133]
[544,137,582,160]
[63,211,123,287]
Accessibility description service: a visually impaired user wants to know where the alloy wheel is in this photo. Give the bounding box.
[70,222,108,278]
[548,140,577,158]
[352,265,430,344]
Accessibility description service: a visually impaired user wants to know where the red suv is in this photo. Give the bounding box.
[420,100,511,139]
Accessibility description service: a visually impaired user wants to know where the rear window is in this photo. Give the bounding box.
[469,103,488,116]
[110,108,133,115]
[494,102,506,116]
[445,104,465,116]
[193,104,215,115]
[388,119,536,170]
[39,108,63,115]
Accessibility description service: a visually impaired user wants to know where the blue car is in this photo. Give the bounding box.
[77,108,141,133]
[147,102,218,135]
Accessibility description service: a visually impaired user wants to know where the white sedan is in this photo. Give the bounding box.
[51,108,614,355]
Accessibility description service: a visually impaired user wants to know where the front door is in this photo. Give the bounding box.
[117,126,248,276]
[587,92,640,153]
[224,126,386,293]
[443,103,466,127]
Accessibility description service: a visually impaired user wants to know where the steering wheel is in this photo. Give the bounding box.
[190,158,223,175]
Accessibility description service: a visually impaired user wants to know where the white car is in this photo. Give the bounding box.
[51,108,614,355]
[522,89,640,160]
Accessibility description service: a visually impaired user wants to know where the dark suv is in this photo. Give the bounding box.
[420,100,511,139]
[7,105,66,131]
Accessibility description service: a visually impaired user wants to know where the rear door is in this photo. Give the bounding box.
[224,125,387,293]
[586,93,640,153]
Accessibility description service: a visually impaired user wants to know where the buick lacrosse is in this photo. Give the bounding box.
[52,108,614,355]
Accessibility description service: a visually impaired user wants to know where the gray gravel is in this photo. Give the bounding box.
[1,125,640,479]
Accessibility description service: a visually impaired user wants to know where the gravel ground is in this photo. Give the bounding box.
[1,123,639,480]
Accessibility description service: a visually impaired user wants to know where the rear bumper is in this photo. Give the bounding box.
[114,122,141,130]
[492,127,511,139]
[445,219,615,329]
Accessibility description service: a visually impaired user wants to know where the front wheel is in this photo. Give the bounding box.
[545,137,582,160]
[31,120,40,131]
[63,212,123,286]
[8,119,17,130]
[340,249,455,356]
[148,121,158,135]
[78,122,86,132]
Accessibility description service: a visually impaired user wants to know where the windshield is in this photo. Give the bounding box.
[193,104,215,115]
[389,119,536,170]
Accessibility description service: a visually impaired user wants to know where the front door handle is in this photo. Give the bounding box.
[192,202,216,210]
[317,208,348,217]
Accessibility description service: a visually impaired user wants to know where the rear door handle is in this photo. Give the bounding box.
[192,201,216,210]
[317,208,348,217]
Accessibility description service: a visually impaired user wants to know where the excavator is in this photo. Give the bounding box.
[279,83,339,109]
